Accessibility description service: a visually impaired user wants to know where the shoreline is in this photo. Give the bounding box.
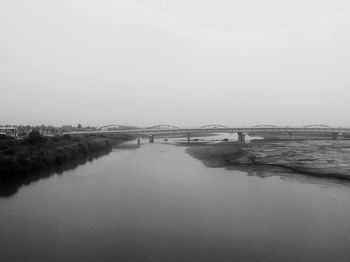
[185,139,350,181]
[0,134,132,182]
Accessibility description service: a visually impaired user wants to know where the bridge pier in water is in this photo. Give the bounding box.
[187,133,191,143]
[149,135,154,143]
[332,132,342,140]
[237,132,246,142]
[137,136,141,146]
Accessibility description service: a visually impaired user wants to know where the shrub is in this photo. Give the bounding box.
[28,130,46,144]
[63,134,71,141]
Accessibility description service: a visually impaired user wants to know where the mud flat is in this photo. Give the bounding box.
[186,139,350,180]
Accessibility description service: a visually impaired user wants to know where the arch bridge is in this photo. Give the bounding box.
[65,124,350,143]
[146,125,179,129]
[303,125,331,128]
[98,125,139,130]
[252,125,278,128]
[200,125,229,129]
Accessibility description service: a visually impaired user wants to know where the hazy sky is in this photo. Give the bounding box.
[1,0,350,127]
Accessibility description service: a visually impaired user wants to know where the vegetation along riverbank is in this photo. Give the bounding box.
[0,131,132,181]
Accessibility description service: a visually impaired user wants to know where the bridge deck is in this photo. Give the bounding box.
[64,127,350,136]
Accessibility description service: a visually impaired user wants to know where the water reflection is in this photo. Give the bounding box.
[234,165,350,187]
[1,142,350,262]
[1,134,347,198]
[0,147,125,198]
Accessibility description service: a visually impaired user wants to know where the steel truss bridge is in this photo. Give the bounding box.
[65,124,350,142]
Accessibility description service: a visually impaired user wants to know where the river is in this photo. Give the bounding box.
[1,138,350,262]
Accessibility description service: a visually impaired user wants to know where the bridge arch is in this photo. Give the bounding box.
[200,125,229,129]
[98,125,136,130]
[146,125,180,129]
[252,125,278,128]
[303,125,331,128]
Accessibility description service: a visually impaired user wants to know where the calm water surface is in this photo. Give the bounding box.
[1,141,350,262]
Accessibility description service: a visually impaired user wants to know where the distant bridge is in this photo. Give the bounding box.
[97,125,140,130]
[252,125,278,128]
[303,125,331,128]
[146,125,179,129]
[64,124,350,143]
[200,125,229,129]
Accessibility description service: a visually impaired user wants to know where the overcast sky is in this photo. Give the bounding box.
[1,0,350,127]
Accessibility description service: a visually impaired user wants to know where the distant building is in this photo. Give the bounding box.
[62,125,74,132]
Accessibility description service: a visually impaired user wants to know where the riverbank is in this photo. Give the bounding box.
[186,139,350,180]
[0,133,132,181]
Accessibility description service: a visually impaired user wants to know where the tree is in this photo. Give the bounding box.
[77,124,82,129]
[28,130,46,144]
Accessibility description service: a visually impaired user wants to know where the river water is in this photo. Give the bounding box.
[1,138,350,262]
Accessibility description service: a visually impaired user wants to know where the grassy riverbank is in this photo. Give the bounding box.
[0,133,132,181]
[186,139,350,180]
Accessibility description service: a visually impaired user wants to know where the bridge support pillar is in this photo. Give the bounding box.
[332,132,342,140]
[149,135,154,143]
[187,132,190,143]
[288,132,293,138]
[137,136,141,146]
[238,132,246,142]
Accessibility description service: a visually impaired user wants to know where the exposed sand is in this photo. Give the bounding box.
[186,139,350,180]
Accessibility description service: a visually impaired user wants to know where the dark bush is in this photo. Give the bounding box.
[0,134,12,140]
[28,130,46,144]
[63,134,71,141]
[0,134,133,182]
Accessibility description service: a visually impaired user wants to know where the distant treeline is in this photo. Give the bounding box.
[0,131,132,180]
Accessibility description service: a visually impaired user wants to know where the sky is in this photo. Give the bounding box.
[1,0,350,127]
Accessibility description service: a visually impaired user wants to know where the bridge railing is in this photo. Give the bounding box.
[63,127,350,136]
